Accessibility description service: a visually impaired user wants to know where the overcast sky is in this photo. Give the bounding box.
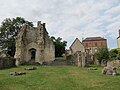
[0,0,120,49]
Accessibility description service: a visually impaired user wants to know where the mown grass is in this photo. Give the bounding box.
[0,65,120,90]
[55,56,66,61]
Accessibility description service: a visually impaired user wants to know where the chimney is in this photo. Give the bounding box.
[37,21,41,27]
[43,23,46,27]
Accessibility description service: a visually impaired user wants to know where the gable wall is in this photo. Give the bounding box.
[70,39,85,54]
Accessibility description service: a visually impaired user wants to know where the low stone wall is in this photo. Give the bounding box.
[107,60,120,68]
[66,51,87,67]
[0,57,16,69]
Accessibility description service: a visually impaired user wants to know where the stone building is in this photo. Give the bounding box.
[117,30,120,48]
[69,38,86,67]
[14,21,55,65]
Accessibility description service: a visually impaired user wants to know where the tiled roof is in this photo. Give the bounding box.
[82,37,106,42]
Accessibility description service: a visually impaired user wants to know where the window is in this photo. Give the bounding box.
[95,42,97,46]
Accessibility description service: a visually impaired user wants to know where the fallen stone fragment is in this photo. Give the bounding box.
[10,72,26,76]
[102,67,117,76]
[88,68,97,70]
[24,66,37,70]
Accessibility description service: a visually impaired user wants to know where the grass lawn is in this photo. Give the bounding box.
[0,65,120,90]
[55,56,66,61]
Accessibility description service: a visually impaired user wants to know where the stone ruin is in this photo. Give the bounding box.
[24,66,37,70]
[88,67,97,70]
[72,51,86,67]
[14,21,55,65]
[10,72,26,76]
[102,67,117,76]
[0,57,16,69]
[10,66,37,76]
[67,38,87,67]
[101,60,120,76]
[107,60,120,68]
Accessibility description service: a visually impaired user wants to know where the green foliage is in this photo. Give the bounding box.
[109,49,118,60]
[96,47,120,63]
[66,55,72,60]
[117,51,120,60]
[66,55,73,64]
[0,57,16,69]
[95,46,109,64]
[51,36,67,57]
[55,57,66,61]
[109,48,120,60]
[0,17,33,56]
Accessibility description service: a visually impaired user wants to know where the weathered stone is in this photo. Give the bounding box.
[102,67,117,76]
[24,66,37,70]
[10,72,26,76]
[69,38,87,67]
[88,68,97,70]
[0,57,16,69]
[14,21,55,65]
[72,51,86,67]
[0,50,7,57]
[107,60,120,68]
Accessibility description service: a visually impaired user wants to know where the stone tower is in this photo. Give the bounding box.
[14,21,55,65]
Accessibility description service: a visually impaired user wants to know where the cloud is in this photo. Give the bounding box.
[0,0,120,49]
[105,4,120,15]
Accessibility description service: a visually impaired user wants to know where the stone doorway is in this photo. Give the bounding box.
[28,48,36,64]
[31,50,36,59]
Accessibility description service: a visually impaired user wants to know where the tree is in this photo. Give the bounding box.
[95,46,109,64]
[109,48,120,60]
[117,51,120,60]
[51,36,67,57]
[109,49,118,60]
[0,17,33,56]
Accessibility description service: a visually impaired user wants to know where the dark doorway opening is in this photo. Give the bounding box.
[28,48,36,65]
[29,48,36,60]
[31,51,36,59]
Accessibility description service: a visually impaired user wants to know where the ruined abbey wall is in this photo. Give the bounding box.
[14,21,55,65]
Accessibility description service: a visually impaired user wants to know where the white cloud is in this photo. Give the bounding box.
[106,21,120,37]
[105,4,120,15]
[0,0,120,48]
